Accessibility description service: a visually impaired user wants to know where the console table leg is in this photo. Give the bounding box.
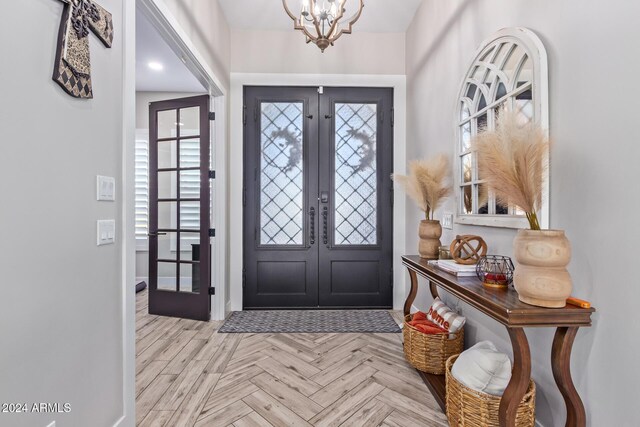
[552,327,586,427]
[499,328,531,427]
[403,269,418,316]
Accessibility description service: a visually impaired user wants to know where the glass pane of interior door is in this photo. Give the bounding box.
[155,106,202,294]
[259,102,304,245]
[178,232,200,294]
[334,103,378,245]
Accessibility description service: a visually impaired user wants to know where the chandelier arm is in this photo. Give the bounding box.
[308,3,323,40]
[281,0,299,21]
[324,0,347,41]
[330,0,364,40]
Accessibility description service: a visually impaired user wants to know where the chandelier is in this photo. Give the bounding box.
[282,0,364,52]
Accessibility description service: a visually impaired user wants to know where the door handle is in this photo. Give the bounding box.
[320,191,329,203]
[322,207,328,245]
[148,231,167,237]
[309,207,315,245]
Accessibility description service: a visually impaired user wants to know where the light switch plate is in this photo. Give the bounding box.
[97,175,115,201]
[97,220,116,246]
[442,212,454,230]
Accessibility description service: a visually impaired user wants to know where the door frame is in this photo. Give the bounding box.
[136,0,228,321]
[230,73,407,313]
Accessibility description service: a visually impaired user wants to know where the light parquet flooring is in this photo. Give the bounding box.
[136,290,447,427]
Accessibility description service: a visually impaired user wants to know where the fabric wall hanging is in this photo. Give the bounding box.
[52,0,114,98]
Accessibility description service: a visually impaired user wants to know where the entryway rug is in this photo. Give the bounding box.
[218,310,401,333]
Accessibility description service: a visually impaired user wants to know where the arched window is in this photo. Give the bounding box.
[455,28,549,228]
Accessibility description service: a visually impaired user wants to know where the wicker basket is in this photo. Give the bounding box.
[403,314,464,374]
[445,355,536,427]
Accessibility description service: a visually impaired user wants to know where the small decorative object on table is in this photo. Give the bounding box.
[450,235,487,265]
[439,245,452,259]
[392,154,452,260]
[476,255,515,289]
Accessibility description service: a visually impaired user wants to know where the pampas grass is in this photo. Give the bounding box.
[392,154,452,220]
[472,109,548,230]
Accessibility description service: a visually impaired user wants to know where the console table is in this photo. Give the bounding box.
[402,255,595,427]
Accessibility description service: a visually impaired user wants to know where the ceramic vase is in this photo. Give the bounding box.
[418,220,442,260]
[513,229,572,308]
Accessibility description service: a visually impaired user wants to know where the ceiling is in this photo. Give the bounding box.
[136,11,206,93]
[218,0,423,33]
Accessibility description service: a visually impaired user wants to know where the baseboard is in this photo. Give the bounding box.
[225,300,232,317]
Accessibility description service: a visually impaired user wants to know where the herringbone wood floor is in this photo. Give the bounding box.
[136,290,447,426]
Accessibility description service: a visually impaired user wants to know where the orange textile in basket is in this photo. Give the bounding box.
[409,319,448,335]
[412,311,428,321]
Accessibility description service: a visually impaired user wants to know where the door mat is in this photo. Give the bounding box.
[218,310,401,333]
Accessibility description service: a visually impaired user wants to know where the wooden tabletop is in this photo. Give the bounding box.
[402,255,595,328]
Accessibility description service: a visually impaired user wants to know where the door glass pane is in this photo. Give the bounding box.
[158,171,177,199]
[180,170,200,198]
[158,109,177,139]
[180,234,201,294]
[158,232,178,260]
[259,102,304,245]
[180,139,200,168]
[157,262,177,291]
[334,103,377,245]
[180,107,200,137]
[158,201,177,230]
[158,140,176,169]
[180,262,198,293]
[180,201,200,230]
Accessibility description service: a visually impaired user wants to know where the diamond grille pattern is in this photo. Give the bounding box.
[334,103,377,245]
[260,103,304,245]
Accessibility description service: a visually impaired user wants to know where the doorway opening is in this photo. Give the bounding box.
[134,5,222,321]
[243,86,394,309]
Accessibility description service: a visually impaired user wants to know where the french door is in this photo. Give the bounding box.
[243,86,393,309]
[148,95,212,321]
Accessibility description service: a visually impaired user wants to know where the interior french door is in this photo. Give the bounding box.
[148,95,211,321]
[243,86,393,309]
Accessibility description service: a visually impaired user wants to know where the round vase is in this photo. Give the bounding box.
[418,220,442,260]
[513,229,572,308]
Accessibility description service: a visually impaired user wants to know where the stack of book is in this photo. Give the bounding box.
[429,259,477,277]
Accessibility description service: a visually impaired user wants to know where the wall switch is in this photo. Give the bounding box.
[97,175,115,201]
[97,220,116,246]
[442,212,454,229]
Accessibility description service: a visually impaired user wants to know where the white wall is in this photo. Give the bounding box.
[161,0,231,91]
[0,0,133,426]
[231,30,405,75]
[405,1,640,426]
